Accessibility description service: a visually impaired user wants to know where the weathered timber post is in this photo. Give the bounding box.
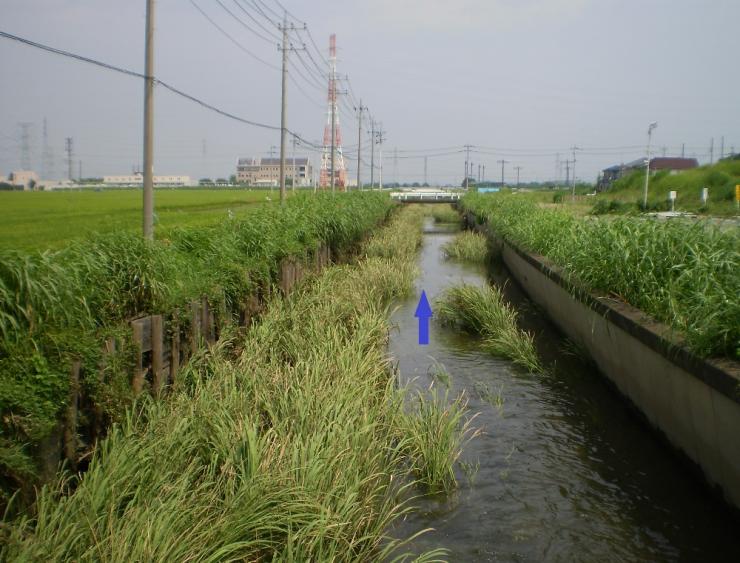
[63,360,81,468]
[151,314,165,396]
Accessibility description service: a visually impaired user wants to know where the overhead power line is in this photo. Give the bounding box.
[189,0,279,70]
[214,0,276,43]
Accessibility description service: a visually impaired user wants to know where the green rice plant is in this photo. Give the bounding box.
[436,284,543,372]
[2,205,462,561]
[442,230,489,262]
[461,193,740,360]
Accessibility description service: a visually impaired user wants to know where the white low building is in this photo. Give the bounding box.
[103,173,191,187]
[5,170,39,190]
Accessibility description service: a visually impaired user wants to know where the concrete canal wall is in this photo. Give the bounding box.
[468,215,740,509]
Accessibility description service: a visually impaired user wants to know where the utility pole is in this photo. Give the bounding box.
[377,124,385,189]
[291,135,298,191]
[477,164,481,184]
[497,159,508,187]
[720,136,725,160]
[643,122,657,208]
[424,155,428,185]
[65,137,73,181]
[42,117,54,180]
[393,147,398,186]
[142,0,155,239]
[709,137,714,164]
[482,164,485,183]
[355,100,366,190]
[555,153,561,185]
[278,12,289,205]
[463,144,472,189]
[570,146,580,201]
[681,143,685,158]
[78,160,82,182]
[515,166,522,186]
[564,159,570,187]
[370,119,375,189]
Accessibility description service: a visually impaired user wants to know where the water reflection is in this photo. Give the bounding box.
[389,220,740,562]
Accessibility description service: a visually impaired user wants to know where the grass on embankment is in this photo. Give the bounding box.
[442,231,488,262]
[462,193,740,360]
[601,158,740,216]
[0,189,272,250]
[0,192,394,505]
[436,284,542,373]
[1,206,474,561]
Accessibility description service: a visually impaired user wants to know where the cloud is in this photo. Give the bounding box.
[360,0,590,32]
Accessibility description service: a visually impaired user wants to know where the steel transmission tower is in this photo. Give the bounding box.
[18,122,33,170]
[320,34,347,191]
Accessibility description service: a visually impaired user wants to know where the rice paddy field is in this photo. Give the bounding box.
[0,189,273,250]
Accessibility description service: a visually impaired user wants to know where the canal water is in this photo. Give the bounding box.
[388,219,740,562]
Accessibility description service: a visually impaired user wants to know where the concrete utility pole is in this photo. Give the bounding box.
[355,100,366,190]
[377,124,385,189]
[463,144,472,189]
[482,164,485,182]
[142,0,155,239]
[424,155,428,185]
[78,160,82,182]
[291,136,298,191]
[643,122,657,208]
[570,146,580,201]
[477,164,481,184]
[720,136,725,160]
[278,11,289,205]
[515,166,522,186]
[370,119,375,188]
[497,159,508,187]
[393,147,398,185]
[564,159,570,187]
[65,137,73,181]
[681,143,685,158]
[709,137,714,164]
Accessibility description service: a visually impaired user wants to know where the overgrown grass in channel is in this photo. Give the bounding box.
[1,206,469,561]
[0,192,394,502]
[436,284,542,372]
[442,231,489,262]
[429,205,460,224]
[462,193,740,360]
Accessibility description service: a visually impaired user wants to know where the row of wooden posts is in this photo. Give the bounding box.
[56,245,332,475]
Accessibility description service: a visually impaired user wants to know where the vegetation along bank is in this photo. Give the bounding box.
[1,204,472,561]
[0,192,395,506]
[461,193,739,360]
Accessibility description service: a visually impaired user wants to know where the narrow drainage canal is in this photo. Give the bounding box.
[389,218,740,562]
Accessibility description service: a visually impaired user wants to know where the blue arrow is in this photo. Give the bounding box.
[414,290,433,346]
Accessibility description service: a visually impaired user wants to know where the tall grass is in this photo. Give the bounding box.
[462,193,740,360]
[0,192,395,501]
[442,231,489,263]
[428,205,460,224]
[1,206,469,561]
[436,284,542,372]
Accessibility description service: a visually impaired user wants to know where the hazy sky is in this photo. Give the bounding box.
[1,0,738,185]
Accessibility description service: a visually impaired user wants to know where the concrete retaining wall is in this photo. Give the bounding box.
[470,216,740,509]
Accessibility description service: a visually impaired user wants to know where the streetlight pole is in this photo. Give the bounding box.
[643,122,658,209]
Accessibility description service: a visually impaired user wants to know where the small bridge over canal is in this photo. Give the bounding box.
[390,191,463,204]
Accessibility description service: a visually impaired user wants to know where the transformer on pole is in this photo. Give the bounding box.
[320,34,346,191]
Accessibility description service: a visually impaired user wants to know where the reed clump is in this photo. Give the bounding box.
[442,231,489,263]
[461,193,740,360]
[436,284,542,372]
[1,206,468,561]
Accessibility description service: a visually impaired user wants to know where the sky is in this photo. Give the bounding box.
[1,0,739,185]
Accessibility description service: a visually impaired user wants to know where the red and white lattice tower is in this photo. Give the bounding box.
[319,34,346,190]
